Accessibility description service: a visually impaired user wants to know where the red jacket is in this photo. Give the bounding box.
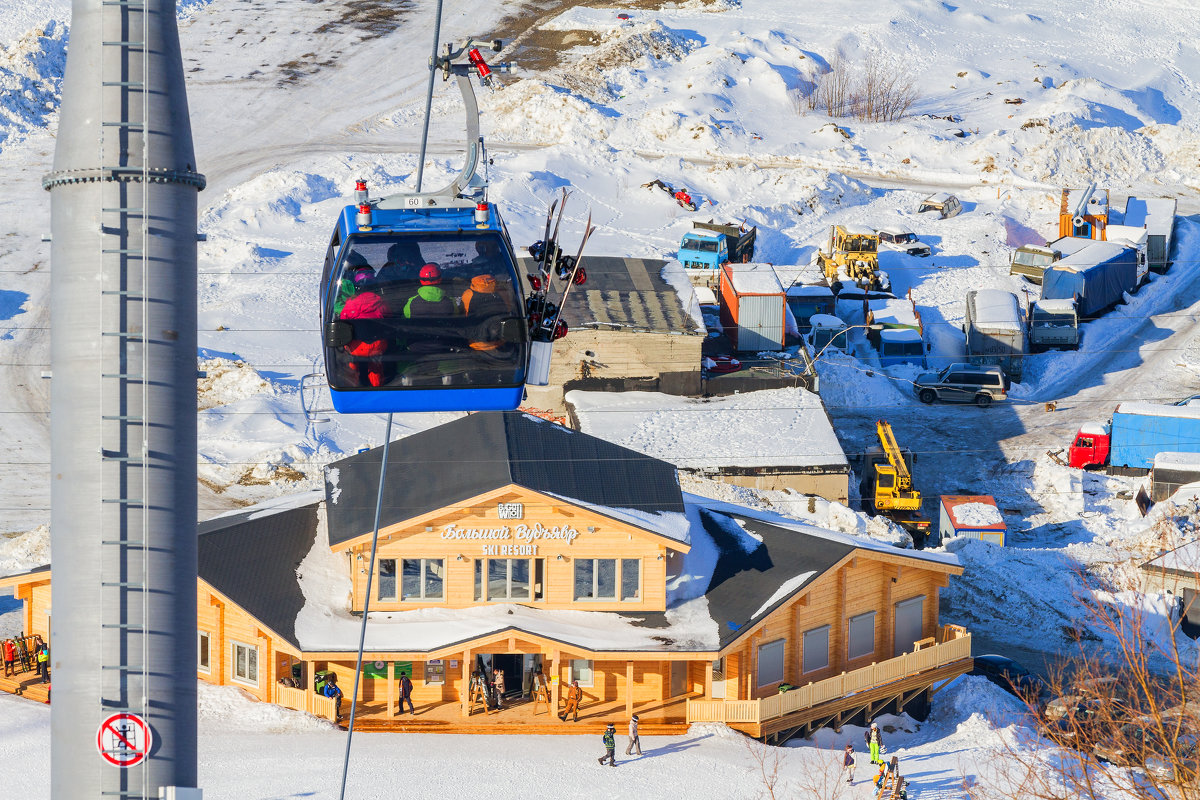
[3,641,13,660]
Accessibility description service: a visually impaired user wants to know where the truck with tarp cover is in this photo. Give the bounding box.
[1041,240,1139,319]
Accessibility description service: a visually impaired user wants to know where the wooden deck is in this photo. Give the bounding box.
[0,670,50,704]
[341,692,695,734]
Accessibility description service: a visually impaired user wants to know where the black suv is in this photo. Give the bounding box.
[913,363,1009,407]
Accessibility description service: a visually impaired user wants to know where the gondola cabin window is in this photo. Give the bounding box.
[402,559,445,601]
[233,641,258,687]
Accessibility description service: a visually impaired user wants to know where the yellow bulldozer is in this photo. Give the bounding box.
[816,225,890,293]
[862,420,930,544]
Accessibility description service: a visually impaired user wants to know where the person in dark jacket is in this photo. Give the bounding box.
[323,673,344,720]
[597,723,616,766]
[36,643,49,683]
[842,743,855,784]
[398,670,415,715]
[403,264,458,320]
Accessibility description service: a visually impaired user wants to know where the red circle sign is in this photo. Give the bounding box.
[96,713,152,768]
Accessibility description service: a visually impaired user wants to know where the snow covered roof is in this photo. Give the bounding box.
[1034,298,1078,313]
[809,314,845,328]
[1122,197,1177,236]
[1117,402,1200,421]
[324,412,686,547]
[1047,236,1097,256]
[867,299,920,328]
[1142,537,1200,576]
[880,328,922,342]
[941,496,1005,531]
[1052,240,1132,272]
[1079,422,1110,436]
[876,226,915,236]
[969,289,1022,329]
[1154,452,1200,471]
[1062,186,1109,218]
[567,388,848,469]
[723,262,783,295]
[518,255,703,335]
[786,283,834,298]
[1105,225,1147,247]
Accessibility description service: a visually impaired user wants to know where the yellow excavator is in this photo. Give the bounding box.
[816,225,890,293]
[865,420,930,543]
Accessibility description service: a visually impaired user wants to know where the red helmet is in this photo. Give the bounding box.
[419,263,442,285]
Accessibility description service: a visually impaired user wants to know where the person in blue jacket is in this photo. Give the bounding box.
[323,673,344,720]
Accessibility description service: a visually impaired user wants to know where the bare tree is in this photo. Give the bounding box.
[744,735,783,800]
[811,51,917,122]
[967,583,1200,800]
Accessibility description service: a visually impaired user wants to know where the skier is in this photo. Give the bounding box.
[625,714,642,756]
[841,743,855,784]
[865,721,884,764]
[597,723,617,766]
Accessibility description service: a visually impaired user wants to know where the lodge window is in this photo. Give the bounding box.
[620,558,640,601]
[848,611,877,661]
[197,631,210,674]
[757,639,785,688]
[474,558,543,602]
[574,558,620,601]
[402,558,444,601]
[801,625,830,674]
[571,659,594,687]
[232,641,258,687]
[378,559,397,601]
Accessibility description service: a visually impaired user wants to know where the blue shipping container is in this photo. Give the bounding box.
[1041,241,1137,318]
[1110,403,1200,470]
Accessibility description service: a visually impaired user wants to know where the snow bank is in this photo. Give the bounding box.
[0,523,48,577]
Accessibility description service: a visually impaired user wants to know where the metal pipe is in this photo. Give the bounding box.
[414,0,445,192]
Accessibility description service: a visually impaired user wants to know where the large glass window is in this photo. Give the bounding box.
[378,559,397,601]
[848,612,877,660]
[197,631,210,673]
[757,639,785,687]
[324,232,528,390]
[620,559,640,601]
[401,559,444,601]
[478,558,533,601]
[574,559,619,601]
[233,641,258,686]
[571,659,594,687]
[802,625,830,674]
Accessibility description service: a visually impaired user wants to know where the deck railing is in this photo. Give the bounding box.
[687,629,971,726]
[273,682,339,721]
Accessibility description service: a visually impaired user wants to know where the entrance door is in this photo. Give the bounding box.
[894,596,925,657]
[483,653,523,699]
[521,653,544,695]
[670,661,688,697]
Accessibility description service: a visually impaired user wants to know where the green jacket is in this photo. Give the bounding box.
[603,730,615,748]
[403,285,452,318]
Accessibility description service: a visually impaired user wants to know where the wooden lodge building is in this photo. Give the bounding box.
[1,413,971,740]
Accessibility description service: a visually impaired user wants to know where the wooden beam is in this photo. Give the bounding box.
[626,661,634,717]
[704,660,713,699]
[461,649,472,718]
[388,660,395,717]
[550,651,561,722]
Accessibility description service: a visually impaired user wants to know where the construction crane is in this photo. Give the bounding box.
[863,420,931,544]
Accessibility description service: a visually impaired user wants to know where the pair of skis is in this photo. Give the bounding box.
[526,188,594,342]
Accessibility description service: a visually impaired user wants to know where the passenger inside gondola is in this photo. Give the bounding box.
[324,233,527,391]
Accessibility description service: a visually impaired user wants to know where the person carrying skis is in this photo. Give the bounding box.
[842,743,855,784]
[865,721,884,764]
[597,723,617,766]
[398,670,415,715]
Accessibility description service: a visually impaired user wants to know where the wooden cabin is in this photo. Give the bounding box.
[0,412,970,740]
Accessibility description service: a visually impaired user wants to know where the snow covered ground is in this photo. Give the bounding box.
[2,0,1200,795]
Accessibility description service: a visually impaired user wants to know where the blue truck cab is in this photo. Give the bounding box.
[678,221,757,271]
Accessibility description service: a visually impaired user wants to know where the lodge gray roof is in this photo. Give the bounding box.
[324,412,685,547]
[695,507,856,649]
[518,256,702,335]
[198,501,320,650]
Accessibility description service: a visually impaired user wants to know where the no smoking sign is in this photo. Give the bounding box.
[97,713,153,768]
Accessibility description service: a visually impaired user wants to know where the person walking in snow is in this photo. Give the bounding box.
[598,723,617,766]
[841,743,855,784]
[625,714,642,756]
[398,670,415,715]
[865,721,884,765]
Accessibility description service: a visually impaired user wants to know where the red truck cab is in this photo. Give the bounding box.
[1067,422,1111,468]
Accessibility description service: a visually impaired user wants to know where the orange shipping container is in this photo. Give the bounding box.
[719,263,787,351]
